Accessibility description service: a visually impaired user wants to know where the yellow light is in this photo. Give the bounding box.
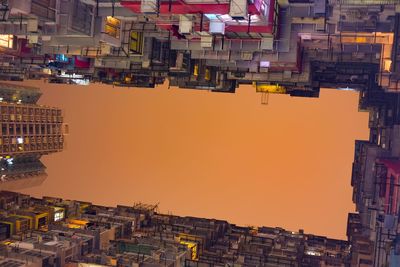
[180,240,198,260]
[53,207,64,212]
[205,69,210,81]
[384,59,392,72]
[256,83,286,94]
[67,224,82,229]
[68,219,89,225]
[104,17,121,38]
[355,36,367,43]
[0,35,13,48]
[109,259,117,266]
[249,226,258,235]
[129,32,144,54]
[106,16,120,27]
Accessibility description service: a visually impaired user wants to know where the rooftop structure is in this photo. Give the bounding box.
[0,191,352,267]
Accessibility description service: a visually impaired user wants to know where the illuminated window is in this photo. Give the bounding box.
[104,16,120,38]
[129,32,144,54]
[0,35,13,48]
[54,211,64,221]
[260,61,270,67]
[180,240,198,260]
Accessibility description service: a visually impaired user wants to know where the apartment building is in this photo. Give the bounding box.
[0,83,66,191]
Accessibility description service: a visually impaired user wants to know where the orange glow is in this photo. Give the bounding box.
[68,219,89,225]
[16,80,369,239]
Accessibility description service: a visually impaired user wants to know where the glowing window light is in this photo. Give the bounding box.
[106,16,120,27]
[0,35,13,48]
[260,61,270,67]
[338,87,355,91]
[17,137,23,144]
[305,250,322,256]
[180,240,198,260]
[104,16,121,38]
[6,158,13,165]
[54,211,64,221]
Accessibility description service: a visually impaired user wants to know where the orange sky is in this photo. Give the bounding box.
[16,80,369,239]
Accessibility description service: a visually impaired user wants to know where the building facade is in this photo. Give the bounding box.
[0,191,351,267]
[0,82,66,190]
[0,0,397,97]
[1,0,400,266]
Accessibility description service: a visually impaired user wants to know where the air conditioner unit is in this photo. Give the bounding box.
[249,64,258,73]
[200,35,213,48]
[27,35,38,44]
[209,21,225,35]
[315,23,325,32]
[100,43,111,55]
[283,71,292,79]
[229,0,248,20]
[141,0,159,14]
[241,52,253,60]
[27,19,38,33]
[142,60,150,68]
[260,37,274,50]
[179,15,193,34]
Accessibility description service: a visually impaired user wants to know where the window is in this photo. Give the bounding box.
[130,32,144,54]
[104,16,120,38]
[0,35,13,48]
[38,217,47,228]
[54,211,64,221]
[8,125,14,135]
